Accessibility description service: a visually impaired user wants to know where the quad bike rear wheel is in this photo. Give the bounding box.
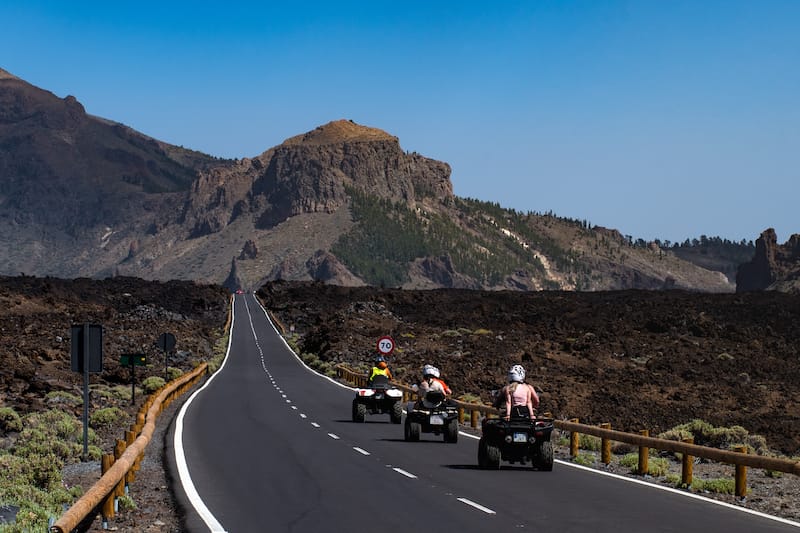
[485,442,501,470]
[478,437,489,468]
[534,441,554,471]
[404,419,421,442]
[390,402,403,424]
[353,400,366,423]
[444,418,458,443]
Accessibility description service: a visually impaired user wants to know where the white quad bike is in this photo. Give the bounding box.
[351,375,404,424]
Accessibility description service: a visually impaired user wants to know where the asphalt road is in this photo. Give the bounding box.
[169,293,800,532]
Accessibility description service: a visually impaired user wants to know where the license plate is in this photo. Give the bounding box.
[430,415,444,425]
[513,432,528,443]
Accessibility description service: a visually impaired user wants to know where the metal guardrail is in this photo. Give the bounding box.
[335,364,800,497]
[49,363,209,533]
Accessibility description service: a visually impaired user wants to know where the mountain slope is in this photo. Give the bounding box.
[0,68,738,292]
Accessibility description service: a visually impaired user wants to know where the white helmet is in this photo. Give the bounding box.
[508,364,525,383]
[422,364,440,378]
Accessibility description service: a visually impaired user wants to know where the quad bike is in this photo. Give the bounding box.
[404,390,459,443]
[351,376,403,424]
[478,415,554,470]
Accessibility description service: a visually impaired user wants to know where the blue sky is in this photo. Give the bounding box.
[2,1,798,244]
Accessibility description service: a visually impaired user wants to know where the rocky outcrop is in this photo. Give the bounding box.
[182,119,453,235]
[221,258,243,292]
[406,256,480,289]
[305,250,364,286]
[239,239,258,260]
[736,229,800,293]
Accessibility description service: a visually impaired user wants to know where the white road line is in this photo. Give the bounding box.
[291,406,297,410]
[300,414,307,418]
[392,467,417,479]
[311,422,320,428]
[353,447,370,456]
[457,497,496,514]
[328,433,340,440]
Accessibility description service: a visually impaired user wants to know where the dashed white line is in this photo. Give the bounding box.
[311,422,320,428]
[328,433,340,440]
[291,406,298,410]
[392,467,417,479]
[300,414,307,419]
[353,447,370,456]
[457,498,496,514]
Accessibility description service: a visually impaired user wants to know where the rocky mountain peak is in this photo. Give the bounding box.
[282,119,397,146]
[736,228,800,293]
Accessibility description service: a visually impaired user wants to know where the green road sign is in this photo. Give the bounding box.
[120,354,147,366]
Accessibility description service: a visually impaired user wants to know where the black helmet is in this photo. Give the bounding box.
[374,355,386,364]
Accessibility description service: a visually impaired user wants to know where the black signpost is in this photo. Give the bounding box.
[71,324,103,461]
[120,353,146,405]
[157,332,176,380]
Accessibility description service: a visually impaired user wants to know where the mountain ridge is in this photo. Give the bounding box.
[0,67,780,292]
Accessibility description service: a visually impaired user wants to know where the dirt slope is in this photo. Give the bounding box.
[259,281,800,455]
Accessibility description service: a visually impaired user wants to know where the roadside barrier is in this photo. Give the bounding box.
[335,364,800,497]
[49,362,209,533]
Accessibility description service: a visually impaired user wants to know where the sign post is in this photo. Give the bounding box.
[120,354,146,404]
[71,324,103,461]
[157,332,176,380]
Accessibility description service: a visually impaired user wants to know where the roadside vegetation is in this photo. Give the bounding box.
[564,418,774,496]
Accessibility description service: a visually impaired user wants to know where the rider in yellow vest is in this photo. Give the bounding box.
[368,355,393,385]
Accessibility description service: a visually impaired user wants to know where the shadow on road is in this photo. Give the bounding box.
[445,464,537,472]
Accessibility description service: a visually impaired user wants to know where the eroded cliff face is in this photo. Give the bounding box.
[737,229,800,293]
[182,120,452,237]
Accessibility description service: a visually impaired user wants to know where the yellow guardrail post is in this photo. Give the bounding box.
[569,419,580,457]
[735,446,748,497]
[638,430,649,475]
[114,439,126,498]
[101,454,115,526]
[681,437,694,486]
[600,423,612,464]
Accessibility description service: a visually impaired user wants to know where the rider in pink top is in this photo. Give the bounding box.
[504,364,539,419]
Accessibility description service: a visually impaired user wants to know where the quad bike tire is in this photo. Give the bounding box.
[534,441,554,471]
[390,402,403,424]
[478,437,489,468]
[444,418,458,443]
[404,420,421,442]
[485,442,501,470]
[353,400,367,423]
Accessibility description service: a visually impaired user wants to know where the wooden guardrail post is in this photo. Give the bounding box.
[114,439,127,497]
[470,409,479,428]
[569,419,580,457]
[638,430,649,475]
[101,454,115,526]
[735,446,748,498]
[125,430,136,483]
[458,407,465,424]
[600,423,612,464]
[681,437,694,486]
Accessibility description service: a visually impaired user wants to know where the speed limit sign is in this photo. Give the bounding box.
[376,336,395,355]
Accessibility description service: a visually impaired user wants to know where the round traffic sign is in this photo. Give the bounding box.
[376,336,395,355]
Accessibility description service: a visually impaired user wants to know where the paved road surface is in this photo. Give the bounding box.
[169,293,800,532]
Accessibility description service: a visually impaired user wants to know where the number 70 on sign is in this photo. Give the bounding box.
[377,336,395,355]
